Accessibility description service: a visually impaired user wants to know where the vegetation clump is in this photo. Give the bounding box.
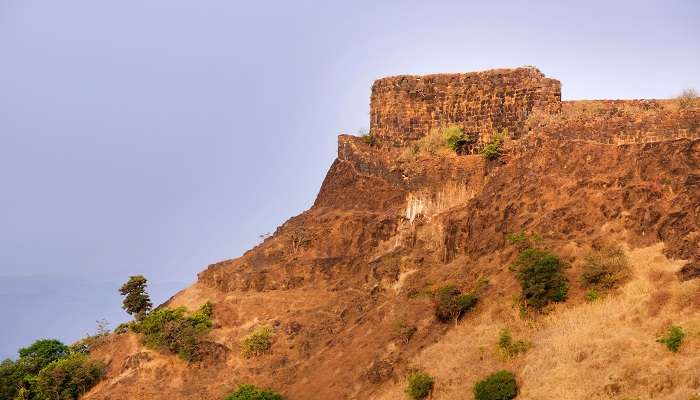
[119,275,153,320]
[657,325,685,353]
[497,329,528,358]
[443,125,474,152]
[473,370,518,400]
[584,288,600,302]
[505,231,542,250]
[361,130,376,146]
[391,319,417,344]
[0,339,104,400]
[402,124,472,159]
[71,319,111,354]
[677,88,699,109]
[511,248,569,310]
[432,280,487,323]
[405,371,434,400]
[35,353,104,400]
[240,325,274,358]
[580,245,629,290]
[131,302,213,362]
[225,384,284,400]
[481,129,507,160]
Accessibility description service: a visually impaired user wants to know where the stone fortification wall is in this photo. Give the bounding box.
[369,67,561,145]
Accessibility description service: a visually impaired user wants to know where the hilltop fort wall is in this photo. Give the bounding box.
[369,67,561,145]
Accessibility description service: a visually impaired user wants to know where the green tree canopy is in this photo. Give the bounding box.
[119,275,152,319]
[18,339,69,375]
[35,353,104,400]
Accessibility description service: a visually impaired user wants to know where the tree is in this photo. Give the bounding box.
[119,275,152,319]
[18,339,69,375]
[511,248,569,310]
[35,353,104,400]
[0,358,23,400]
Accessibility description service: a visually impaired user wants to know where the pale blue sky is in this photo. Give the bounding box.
[1,0,698,359]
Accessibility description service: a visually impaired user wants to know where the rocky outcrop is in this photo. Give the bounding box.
[85,68,700,400]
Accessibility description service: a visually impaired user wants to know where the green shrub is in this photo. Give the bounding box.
[581,246,629,290]
[391,319,417,344]
[362,132,376,146]
[132,303,213,361]
[241,325,274,358]
[511,248,569,310]
[443,125,467,152]
[114,322,131,334]
[505,231,542,250]
[409,124,470,156]
[498,329,528,358]
[35,353,104,400]
[405,371,434,400]
[657,325,685,353]
[225,384,284,400]
[70,334,107,355]
[473,370,518,400]
[584,288,600,302]
[481,129,507,160]
[433,285,478,323]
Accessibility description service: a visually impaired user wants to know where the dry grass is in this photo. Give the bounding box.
[399,125,464,161]
[375,243,700,400]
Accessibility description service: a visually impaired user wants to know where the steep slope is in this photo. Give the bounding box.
[85,69,699,400]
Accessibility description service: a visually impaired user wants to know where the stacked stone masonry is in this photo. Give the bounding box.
[370,67,561,146]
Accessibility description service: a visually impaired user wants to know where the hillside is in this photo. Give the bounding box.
[85,68,699,400]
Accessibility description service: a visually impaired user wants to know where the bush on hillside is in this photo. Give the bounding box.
[240,325,274,359]
[473,370,518,400]
[584,288,600,302]
[391,319,417,344]
[505,231,542,250]
[580,245,629,290]
[35,353,104,400]
[225,384,284,400]
[657,325,685,353]
[132,302,213,361]
[511,248,569,310]
[497,329,528,358]
[481,129,507,160]
[405,371,434,400]
[443,125,471,152]
[433,284,478,323]
[361,132,377,146]
[403,124,472,158]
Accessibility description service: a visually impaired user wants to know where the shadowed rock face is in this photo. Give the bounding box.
[85,68,700,400]
[678,262,700,281]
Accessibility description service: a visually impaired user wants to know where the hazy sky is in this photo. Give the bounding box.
[1,0,698,359]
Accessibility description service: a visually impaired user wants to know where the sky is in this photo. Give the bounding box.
[1,0,698,359]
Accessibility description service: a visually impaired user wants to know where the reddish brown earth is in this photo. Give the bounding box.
[85,69,700,400]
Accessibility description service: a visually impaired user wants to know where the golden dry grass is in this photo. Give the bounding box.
[375,243,700,400]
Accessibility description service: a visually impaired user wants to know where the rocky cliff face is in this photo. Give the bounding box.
[85,68,700,400]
